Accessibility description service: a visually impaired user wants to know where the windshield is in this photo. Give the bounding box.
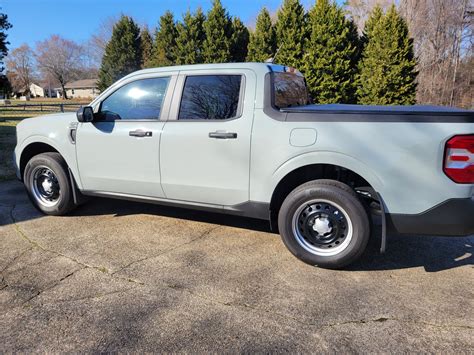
[273,72,309,109]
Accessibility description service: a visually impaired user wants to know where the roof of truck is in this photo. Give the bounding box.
[127,62,283,78]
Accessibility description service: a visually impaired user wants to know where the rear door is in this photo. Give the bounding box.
[160,69,256,206]
[76,74,176,197]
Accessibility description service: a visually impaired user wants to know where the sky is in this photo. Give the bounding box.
[1,0,333,50]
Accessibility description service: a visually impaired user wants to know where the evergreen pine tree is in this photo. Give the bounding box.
[360,5,382,47]
[357,5,417,105]
[274,0,307,69]
[230,17,249,62]
[140,26,154,68]
[202,0,232,63]
[152,11,177,67]
[246,8,276,62]
[303,0,360,103]
[0,10,12,73]
[175,8,205,65]
[98,16,142,92]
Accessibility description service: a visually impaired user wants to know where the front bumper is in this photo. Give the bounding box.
[386,197,474,236]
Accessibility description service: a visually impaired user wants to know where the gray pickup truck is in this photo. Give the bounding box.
[13,63,474,268]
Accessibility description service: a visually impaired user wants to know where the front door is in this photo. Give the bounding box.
[160,70,256,206]
[76,75,175,197]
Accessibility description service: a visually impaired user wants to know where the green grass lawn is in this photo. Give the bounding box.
[0,121,18,181]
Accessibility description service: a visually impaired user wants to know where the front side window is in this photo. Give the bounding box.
[99,77,170,120]
[178,75,242,120]
[273,72,309,109]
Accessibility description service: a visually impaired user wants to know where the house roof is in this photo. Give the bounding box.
[64,79,98,89]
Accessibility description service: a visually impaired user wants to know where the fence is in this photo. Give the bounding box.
[0,103,83,121]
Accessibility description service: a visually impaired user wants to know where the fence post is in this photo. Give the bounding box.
[60,104,64,113]
[41,103,43,112]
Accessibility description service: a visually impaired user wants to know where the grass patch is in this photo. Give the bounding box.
[0,121,18,181]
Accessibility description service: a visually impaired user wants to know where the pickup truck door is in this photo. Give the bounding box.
[76,74,177,197]
[160,69,256,206]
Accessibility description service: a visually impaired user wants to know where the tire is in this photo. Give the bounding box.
[278,180,370,269]
[24,152,76,216]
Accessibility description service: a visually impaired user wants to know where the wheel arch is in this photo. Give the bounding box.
[268,153,384,230]
[20,142,59,180]
[18,136,81,188]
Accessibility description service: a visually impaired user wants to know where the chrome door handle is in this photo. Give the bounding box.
[208,131,237,139]
[129,130,152,137]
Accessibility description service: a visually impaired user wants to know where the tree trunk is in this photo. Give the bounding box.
[449,0,467,107]
[61,83,68,100]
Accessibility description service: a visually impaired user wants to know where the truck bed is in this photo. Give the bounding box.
[280,104,474,121]
[280,104,474,117]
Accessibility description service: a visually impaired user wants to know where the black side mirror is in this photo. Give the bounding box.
[77,106,94,122]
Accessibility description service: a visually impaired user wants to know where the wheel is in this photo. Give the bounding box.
[24,152,76,215]
[278,180,370,269]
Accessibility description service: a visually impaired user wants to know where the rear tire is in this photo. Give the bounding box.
[24,152,76,216]
[278,180,370,269]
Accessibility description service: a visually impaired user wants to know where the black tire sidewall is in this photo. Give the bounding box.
[278,183,370,269]
[24,153,74,215]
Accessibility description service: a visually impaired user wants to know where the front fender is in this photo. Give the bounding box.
[15,134,82,189]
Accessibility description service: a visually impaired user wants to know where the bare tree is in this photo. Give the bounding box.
[6,44,36,95]
[35,35,84,99]
[88,16,118,66]
[399,0,473,107]
[345,0,394,32]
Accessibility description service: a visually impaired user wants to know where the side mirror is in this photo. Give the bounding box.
[77,106,94,122]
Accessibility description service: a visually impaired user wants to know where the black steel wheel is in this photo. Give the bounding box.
[24,152,76,215]
[278,180,370,269]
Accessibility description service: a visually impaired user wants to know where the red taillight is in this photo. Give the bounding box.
[443,135,474,184]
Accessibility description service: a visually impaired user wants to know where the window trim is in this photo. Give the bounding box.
[169,73,246,122]
[95,74,177,122]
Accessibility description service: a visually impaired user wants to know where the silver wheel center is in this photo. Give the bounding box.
[42,179,53,193]
[312,216,333,235]
[292,199,354,256]
[30,165,61,207]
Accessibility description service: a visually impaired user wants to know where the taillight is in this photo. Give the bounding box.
[443,135,474,183]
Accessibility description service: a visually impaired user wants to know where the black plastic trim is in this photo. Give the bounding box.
[386,198,474,236]
[284,112,474,123]
[68,168,88,206]
[81,189,270,220]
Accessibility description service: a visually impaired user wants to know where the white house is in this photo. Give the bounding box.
[29,83,45,97]
[57,79,99,99]
[14,83,58,98]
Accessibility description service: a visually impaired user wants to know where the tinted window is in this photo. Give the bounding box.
[178,75,242,120]
[273,72,309,109]
[99,77,170,120]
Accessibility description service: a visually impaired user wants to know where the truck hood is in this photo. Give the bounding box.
[16,112,77,146]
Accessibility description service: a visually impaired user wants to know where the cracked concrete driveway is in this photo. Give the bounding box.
[1,180,473,352]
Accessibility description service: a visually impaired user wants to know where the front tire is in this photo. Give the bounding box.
[24,152,76,215]
[278,180,370,269]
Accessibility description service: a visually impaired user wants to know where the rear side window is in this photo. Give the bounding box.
[178,75,242,120]
[273,72,309,109]
[99,77,170,120]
